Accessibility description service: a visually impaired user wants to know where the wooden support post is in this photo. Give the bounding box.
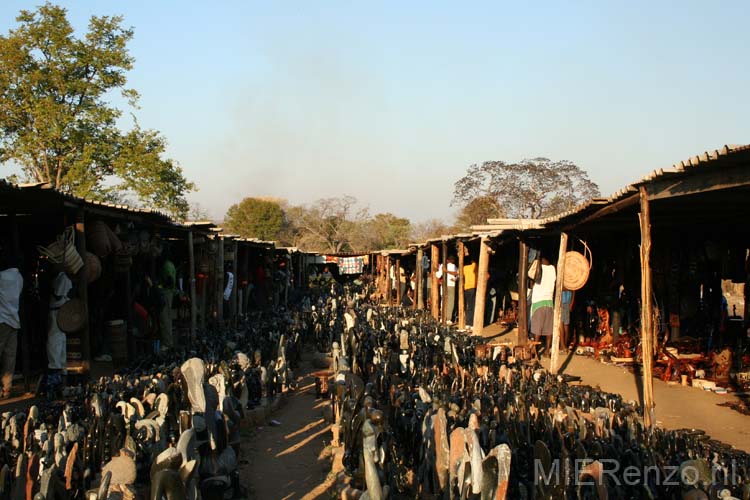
[9,213,29,391]
[233,242,239,326]
[639,186,656,429]
[74,210,91,372]
[199,242,206,331]
[441,240,448,324]
[518,240,529,346]
[457,241,466,329]
[395,257,402,306]
[188,231,197,342]
[550,232,568,374]
[384,255,393,306]
[125,267,134,362]
[473,237,490,334]
[416,248,424,310]
[217,237,224,325]
[251,248,258,314]
[431,244,440,320]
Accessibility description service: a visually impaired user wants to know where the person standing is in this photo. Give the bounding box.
[463,256,477,329]
[436,256,459,324]
[561,290,575,350]
[0,245,22,399]
[530,255,556,354]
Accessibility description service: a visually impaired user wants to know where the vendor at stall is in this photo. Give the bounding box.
[0,243,22,400]
[530,255,556,354]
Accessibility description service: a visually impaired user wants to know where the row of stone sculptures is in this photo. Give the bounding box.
[0,308,304,500]
[326,301,750,500]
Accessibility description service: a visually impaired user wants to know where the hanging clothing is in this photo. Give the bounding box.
[337,257,364,274]
[224,272,235,301]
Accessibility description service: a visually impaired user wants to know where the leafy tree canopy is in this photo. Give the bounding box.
[453,158,600,218]
[0,3,193,218]
[223,197,285,241]
[454,195,503,230]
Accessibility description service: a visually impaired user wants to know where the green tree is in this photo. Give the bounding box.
[454,195,503,230]
[224,197,285,240]
[453,158,600,218]
[0,3,193,217]
[354,213,412,251]
[285,196,368,253]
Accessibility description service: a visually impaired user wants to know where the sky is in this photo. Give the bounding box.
[1,1,749,222]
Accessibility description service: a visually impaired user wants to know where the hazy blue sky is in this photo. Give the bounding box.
[2,1,749,222]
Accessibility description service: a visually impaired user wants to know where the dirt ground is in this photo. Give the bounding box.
[482,323,750,452]
[241,354,337,500]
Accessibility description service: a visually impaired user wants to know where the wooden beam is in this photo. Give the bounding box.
[233,241,239,327]
[473,237,490,334]
[74,209,90,372]
[385,256,392,306]
[430,244,440,320]
[395,257,402,305]
[188,231,197,342]
[441,240,448,324]
[9,213,29,391]
[457,241,466,329]
[550,232,568,374]
[639,186,656,429]
[518,240,528,346]
[416,247,424,310]
[216,237,224,325]
[564,193,639,230]
[200,243,207,331]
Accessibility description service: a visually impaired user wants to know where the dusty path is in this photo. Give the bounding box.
[241,352,336,500]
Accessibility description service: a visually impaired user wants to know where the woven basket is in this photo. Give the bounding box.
[563,242,592,291]
[84,252,102,283]
[37,227,84,275]
[88,221,112,258]
[57,298,87,333]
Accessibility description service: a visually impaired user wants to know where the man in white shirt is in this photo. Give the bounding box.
[0,246,23,399]
[435,256,459,323]
[530,255,556,354]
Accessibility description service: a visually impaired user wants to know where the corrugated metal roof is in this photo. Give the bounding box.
[539,143,750,226]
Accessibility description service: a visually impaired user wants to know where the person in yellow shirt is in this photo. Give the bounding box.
[463,257,477,328]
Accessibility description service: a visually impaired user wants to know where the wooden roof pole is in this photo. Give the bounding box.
[188,231,197,342]
[550,232,568,374]
[441,240,448,324]
[639,186,656,429]
[473,237,491,335]
[75,209,90,372]
[395,256,402,306]
[431,244,440,320]
[457,241,466,329]
[518,239,529,346]
[416,247,424,310]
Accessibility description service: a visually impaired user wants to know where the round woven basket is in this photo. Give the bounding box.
[57,298,87,333]
[88,220,112,258]
[84,252,102,283]
[563,250,590,291]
